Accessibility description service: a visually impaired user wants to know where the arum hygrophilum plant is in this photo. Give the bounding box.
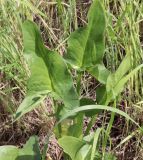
[1,0,143,160]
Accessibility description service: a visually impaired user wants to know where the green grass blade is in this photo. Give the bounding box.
[58,105,139,128]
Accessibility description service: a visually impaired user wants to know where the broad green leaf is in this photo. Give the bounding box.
[15,94,47,120]
[65,27,88,69]
[64,0,108,83]
[15,20,79,120]
[80,98,95,106]
[58,105,139,128]
[18,136,41,160]
[88,64,110,84]
[58,136,86,160]
[76,144,92,160]
[96,85,107,104]
[83,133,94,143]
[0,146,18,160]
[58,134,117,160]
[0,136,41,160]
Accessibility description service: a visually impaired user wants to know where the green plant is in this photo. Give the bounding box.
[1,0,143,159]
[0,136,41,160]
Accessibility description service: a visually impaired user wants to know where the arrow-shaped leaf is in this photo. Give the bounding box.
[64,0,109,83]
[15,21,79,120]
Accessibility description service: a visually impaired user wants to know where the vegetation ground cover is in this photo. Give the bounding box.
[0,0,143,159]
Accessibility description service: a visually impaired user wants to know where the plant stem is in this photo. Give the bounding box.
[102,99,116,156]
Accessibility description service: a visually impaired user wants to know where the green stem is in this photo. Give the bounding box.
[102,99,116,156]
[76,71,82,95]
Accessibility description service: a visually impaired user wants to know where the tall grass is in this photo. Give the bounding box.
[0,0,26,114]
[104,0,143,101]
